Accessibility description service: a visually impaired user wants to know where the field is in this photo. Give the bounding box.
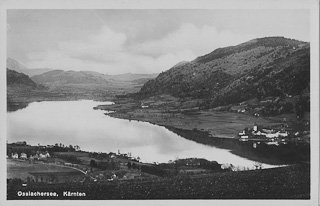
[97,102,275,139]
[7,163,310,199]
[95,94,307,139]
[7,159,82,180]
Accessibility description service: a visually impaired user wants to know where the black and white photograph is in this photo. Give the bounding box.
[1,0,319,205]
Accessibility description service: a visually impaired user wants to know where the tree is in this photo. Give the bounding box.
[127,162,132,169]
[253,162,263,170]
[74,145,80,151]
[90,159,97,167]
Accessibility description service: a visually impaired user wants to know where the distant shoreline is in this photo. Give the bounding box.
[99,106,310,165]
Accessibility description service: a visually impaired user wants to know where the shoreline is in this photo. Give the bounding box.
[102,108,310,165]
[8,99,310,165]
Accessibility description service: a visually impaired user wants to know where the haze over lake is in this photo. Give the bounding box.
[7,100,276,168]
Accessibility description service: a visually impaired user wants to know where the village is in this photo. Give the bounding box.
[7,141,226,185]
[237,121,310,148]
[7,139,311,200]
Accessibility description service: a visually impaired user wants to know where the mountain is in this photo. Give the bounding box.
[108,73,159,82]
[81,71,158,82]
[7,68,45,90]
[31,70,110,87]
[7,58,28,73]
[7,58,53,77]
[137,37,310,108]
[22,68,53,77]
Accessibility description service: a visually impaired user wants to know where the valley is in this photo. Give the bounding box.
[7,58,156,104]
[6,37,311,199]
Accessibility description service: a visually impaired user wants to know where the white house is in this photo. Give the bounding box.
[12,153,18,159]
[20,153,27,159]
[238,130,246,136]
[39,152,50,159]
[266,132,281,138]
[239,136,249,141]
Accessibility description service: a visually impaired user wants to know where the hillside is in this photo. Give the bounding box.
[7,163,309,199]
[137,37,310,109]
[7,68,48,104]
[31,70,110,87]
[7,68,45,90]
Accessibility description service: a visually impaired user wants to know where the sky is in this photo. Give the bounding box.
[7,9,310,74]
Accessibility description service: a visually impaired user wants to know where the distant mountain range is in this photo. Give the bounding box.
[79,71,158,83]
[30,70,110,87]
[7,58,53,77]
[7,58,158,87]
[137,37,310,108]
[6,58,159,102]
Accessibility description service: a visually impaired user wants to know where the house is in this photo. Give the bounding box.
[20,153,27,159]
[278,131,288,137]
[265,131,281,138]
[39,152,50,159]
[238,130,246,136]
[252,130,266,136]
[239,136,249,141]
[12,153,18,159]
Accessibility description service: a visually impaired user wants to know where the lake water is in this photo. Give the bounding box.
[7,100,277,168]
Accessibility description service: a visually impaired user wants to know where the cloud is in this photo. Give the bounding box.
[134,23,254,57]
[26,24,254,74]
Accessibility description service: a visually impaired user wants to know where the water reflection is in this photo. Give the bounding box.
[7,100,277,168]
[7,102,29,112]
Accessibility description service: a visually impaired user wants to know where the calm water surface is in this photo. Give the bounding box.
[7,100,277,168]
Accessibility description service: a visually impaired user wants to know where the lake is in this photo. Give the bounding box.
[7,100,278,168]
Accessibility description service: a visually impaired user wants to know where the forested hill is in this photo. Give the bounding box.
[7,68,45,90]
[137,37,310,108]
